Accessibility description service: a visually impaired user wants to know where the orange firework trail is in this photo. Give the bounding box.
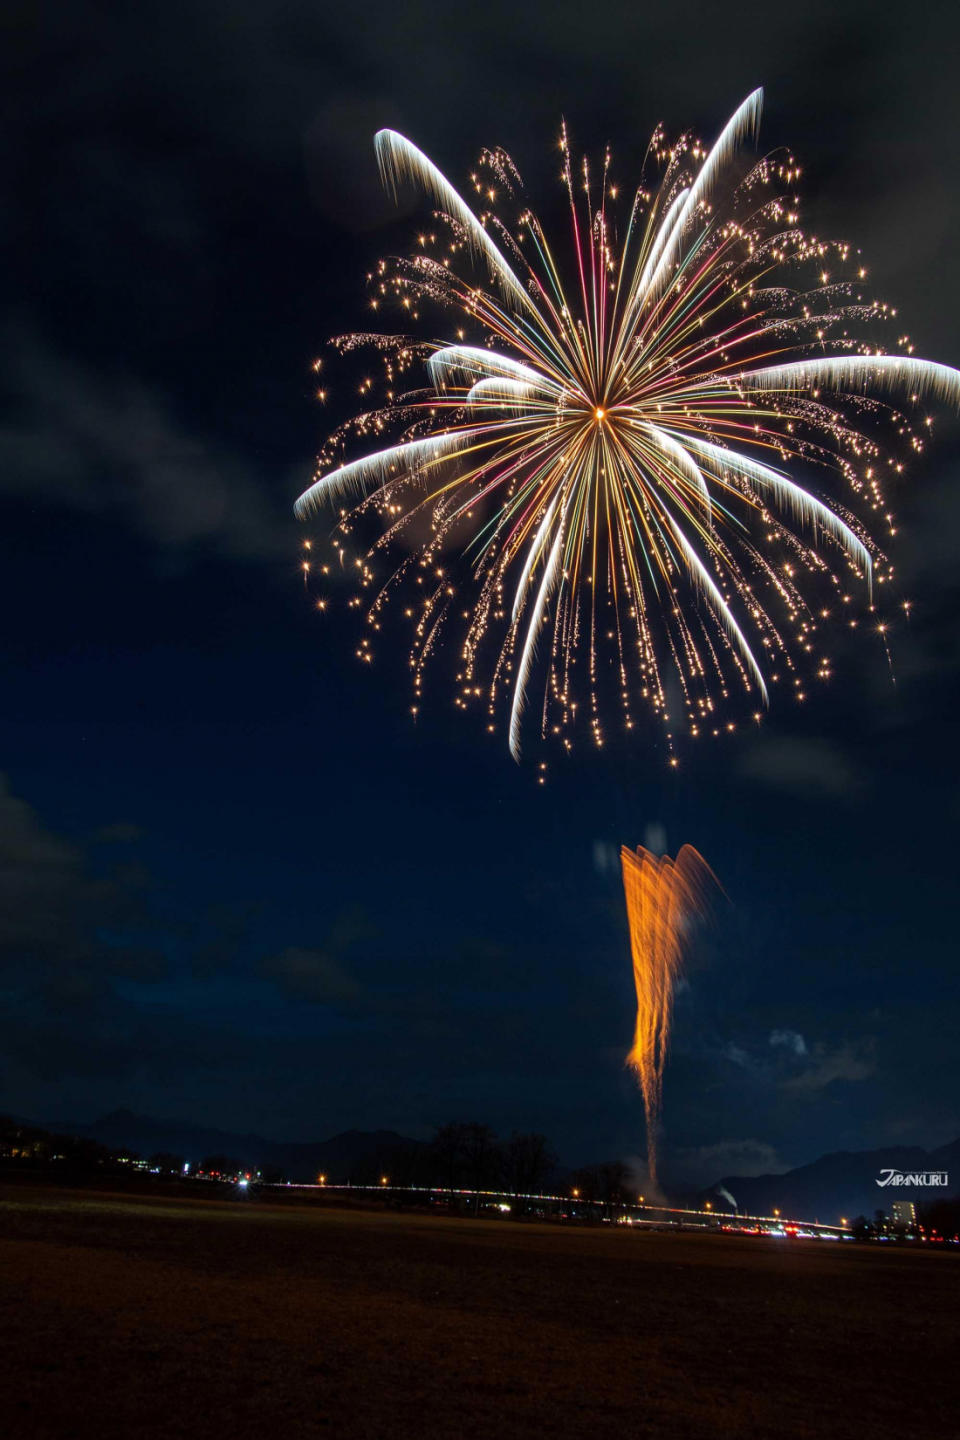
[621,843,716,1187]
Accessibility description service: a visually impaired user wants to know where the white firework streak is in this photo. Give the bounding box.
[511,492,561,623]
[635,187,690,294]
[426,344,552,390]
[640,88,763,302]
[509,504,567,760]
[294,431,467,515]
[639,422,713,521]
[677,432,873,582]
[466,375,560,411]
[740,355,960,407]
[662,513,769,704]
[375,131,535,316]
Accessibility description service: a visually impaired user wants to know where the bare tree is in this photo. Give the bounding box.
[502,1132,557,1213]
[598,1160,631,1218]
[430,1122,501,1213]
[462,1123,501,1212]
[430,1122,470,1191]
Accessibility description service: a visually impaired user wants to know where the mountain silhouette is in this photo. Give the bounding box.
[700,1138,959,1221]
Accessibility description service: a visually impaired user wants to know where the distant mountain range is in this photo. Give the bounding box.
[42,1108,421,1183]
[701,1138,960,1223]
[35,1109,959,1218]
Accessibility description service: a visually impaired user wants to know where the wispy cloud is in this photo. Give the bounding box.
[737,736,864,799]
[0,328,298,565]
[668,1138,785,1186]
[784,1038,876,1094]
[770,1028,807,1057]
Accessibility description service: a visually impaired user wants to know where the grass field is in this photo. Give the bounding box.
[2,1181,956,1438]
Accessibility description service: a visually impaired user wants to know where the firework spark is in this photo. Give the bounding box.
[296,91,959,764]
[621,843,715,1187]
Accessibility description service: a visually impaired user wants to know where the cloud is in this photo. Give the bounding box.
[92,822,145,845]
[737,735,864,799]
[0,329,297,564]
[669,1138,785,1186]
[783,1039,875,1094]
[770,1028,807,1057]
[260,909,377,1012]
[262,946,365,1012]
[0,773,167,1004]
[720,1030,874,1097]
[592,840,620,876]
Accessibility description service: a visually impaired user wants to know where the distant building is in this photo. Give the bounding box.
[891,1201,916,1227]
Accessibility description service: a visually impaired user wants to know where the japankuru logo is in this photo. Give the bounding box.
[876,1169,949,1188]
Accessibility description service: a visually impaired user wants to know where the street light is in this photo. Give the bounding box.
[773,1208,780,1218]
[571,1187,580,1198]
[638,1195,645,1205]
[380,1175,389,1186]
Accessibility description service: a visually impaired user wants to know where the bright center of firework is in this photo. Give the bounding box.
[594,406,606,422]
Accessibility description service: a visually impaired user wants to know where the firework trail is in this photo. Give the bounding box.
[621,843,715,1187]
[297,91,959,765]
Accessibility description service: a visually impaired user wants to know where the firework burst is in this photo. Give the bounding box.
[296,90,959,765]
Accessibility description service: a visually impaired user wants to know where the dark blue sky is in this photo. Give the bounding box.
[3,0,959,1185]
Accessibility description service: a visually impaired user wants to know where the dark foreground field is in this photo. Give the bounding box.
[2,1183,956,1439]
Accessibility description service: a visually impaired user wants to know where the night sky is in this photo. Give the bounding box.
[4,0,959,1185]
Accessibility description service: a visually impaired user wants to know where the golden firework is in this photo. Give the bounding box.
[621,843,715,1187]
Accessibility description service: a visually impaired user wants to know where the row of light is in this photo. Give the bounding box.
[309,1178,851,1229]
